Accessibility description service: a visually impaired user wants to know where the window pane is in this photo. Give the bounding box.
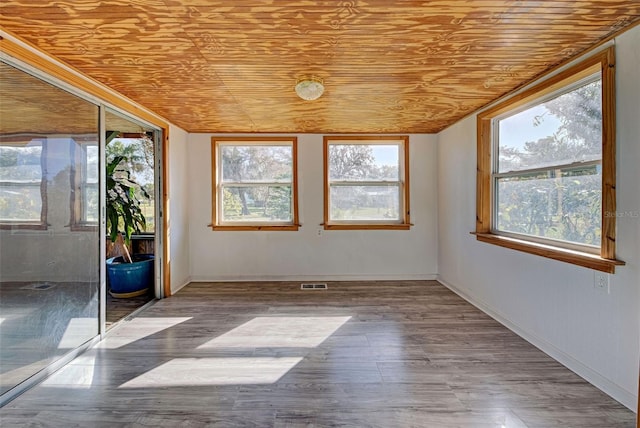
[330,185,400,221]
[222,186,292,222]
[0,185,41,221]
[0,144,43,222]
[86,145,98,183]
[496,166,601,246]
[221,145,292,182]
[84,184,99,223]
[0,145,42,181]
[329,144,399,181]
[76,144,99,224]
[498,78,602,173]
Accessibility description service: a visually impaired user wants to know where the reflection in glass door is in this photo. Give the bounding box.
[0,61,101,401]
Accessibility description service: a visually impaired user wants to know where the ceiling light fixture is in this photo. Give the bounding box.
[295,76,325,101]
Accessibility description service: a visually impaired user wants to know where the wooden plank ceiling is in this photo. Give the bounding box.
[1,1,639,134]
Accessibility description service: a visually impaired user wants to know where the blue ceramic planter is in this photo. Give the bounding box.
[106,254,154,298]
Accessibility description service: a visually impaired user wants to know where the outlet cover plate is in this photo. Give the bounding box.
[594,272,610,294]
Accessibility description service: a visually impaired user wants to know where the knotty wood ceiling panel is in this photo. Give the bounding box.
[1,1,639,133]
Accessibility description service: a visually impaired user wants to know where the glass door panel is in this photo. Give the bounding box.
[0,62,100,397]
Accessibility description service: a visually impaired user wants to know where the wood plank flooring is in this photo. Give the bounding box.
[106,288,155,329]
[0,281,635,427]
[0,280,152,395]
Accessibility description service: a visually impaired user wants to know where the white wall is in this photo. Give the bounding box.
[187,134,438,281]
[437,26,640,410]
[167,125,191,294]
[0,137,99,283]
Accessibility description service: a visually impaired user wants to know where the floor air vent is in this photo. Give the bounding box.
[301,283,328,290]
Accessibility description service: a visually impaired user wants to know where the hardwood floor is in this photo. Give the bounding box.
[106,288,155,329]
[0,281,635,427]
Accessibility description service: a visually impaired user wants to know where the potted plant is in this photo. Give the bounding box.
[106,154,154,298]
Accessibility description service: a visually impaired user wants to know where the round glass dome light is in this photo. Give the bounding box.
[295,77,325,101]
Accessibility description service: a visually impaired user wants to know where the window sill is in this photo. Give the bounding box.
[212,224,299,231]
[473,232,624,273]
[70,224,98,232]
[0,223,47,230]
[324,223,411,231]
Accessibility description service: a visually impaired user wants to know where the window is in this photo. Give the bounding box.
[0,138,47,229]
[70,141,99,230]
[211,137,299,231]
[323,136,410,230]
[476,47,623,273]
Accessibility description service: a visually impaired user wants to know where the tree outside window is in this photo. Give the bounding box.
[495,77,602,249]
[106,133,155,233]
[211,137,298,231]
[324,136,410,230]
[475,47,622,273]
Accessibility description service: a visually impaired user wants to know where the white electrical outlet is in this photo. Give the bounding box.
[594,271,610,294]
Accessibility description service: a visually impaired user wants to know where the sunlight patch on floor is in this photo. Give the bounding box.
[58,318,98,349]
[41,355,96,389]
[119,357,304,387]
[198,316,351,349]
[95,317,192,349]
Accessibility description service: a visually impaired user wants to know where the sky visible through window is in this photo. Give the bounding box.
[370,145,399,167]
[499,105,562,151]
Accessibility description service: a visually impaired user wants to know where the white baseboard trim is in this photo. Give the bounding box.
[189,273,437,282]
[170,276,192,295]
[437,276,637,412]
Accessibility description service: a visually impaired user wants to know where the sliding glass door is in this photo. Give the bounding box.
[0,61,100,399]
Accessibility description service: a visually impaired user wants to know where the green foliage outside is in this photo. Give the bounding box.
[223,188,242,218]
[106,134,154,232]
[223,186,292,222]
[497,167,601,245]
[328,144,400,221]
[264,186,292,220]
[221,145,293,222]
[106,155,148,245]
